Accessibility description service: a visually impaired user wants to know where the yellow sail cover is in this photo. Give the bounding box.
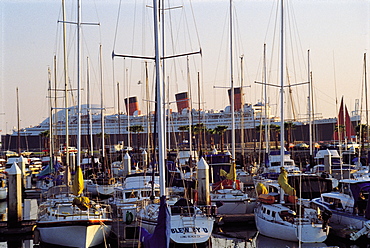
[277,167,296,196]
[72,166,84,196]
[256,182,268,195]
[219,163,237,181]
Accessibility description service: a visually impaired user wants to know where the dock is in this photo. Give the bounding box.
[0,220,36,235]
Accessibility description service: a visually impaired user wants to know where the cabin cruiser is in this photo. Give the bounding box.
[312,177,370,241]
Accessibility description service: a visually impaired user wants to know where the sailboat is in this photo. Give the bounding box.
[112,0,214,245]
[208,0,256,220]
[254,0,330,243]
[35,1,112,247]
[255,167,331,243]
[35,167,112,248]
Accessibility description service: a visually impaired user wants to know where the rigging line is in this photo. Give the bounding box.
[333,51,339,117]
[267,1,279,114]
[92,0,102,43]
[212,4,229,109]
[112,56,117,114]
[167,0,180,89]
[54,6,62,58]
[288,1,307,73]
[112,0,123,50]
[187,0,202,49]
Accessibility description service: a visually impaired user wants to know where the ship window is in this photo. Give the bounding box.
[272,211,276,218]
[142,191,151,197]
[155,190,160,197]
[267,209,271,215]
[263,208,266,214]
[125,191,138,198]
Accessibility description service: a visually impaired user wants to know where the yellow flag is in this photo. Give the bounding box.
[72,166,84,196]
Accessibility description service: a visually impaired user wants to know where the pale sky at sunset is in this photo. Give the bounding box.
[1,0,369,134]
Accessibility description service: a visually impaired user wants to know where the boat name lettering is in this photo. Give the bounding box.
[171,227,208,234]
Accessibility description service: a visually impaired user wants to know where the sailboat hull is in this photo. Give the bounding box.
[37,220,111,248]
[138,203,214,244]
[254,205,328,243]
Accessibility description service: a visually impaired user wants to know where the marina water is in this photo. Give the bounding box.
[0,200,364,248]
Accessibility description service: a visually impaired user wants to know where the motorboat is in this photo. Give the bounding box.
[311,177,370,241]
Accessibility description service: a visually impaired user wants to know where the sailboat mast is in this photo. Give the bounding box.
[308,50,313,157]
[16,87,20,156]
[279,0,285,168]
[53,55,58,156]
[264,44,269,160]
[62,0,70,169]
[87,57,94,158]
[48,67,54,169]
[229,0,235,162]
[76,0,82,168]
[153,0,166,196]
[100,45,105,163]
[365,53,369,145]
[187,57,193,155]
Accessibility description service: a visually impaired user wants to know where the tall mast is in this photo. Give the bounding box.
[264,44,269,161]
[240,55,245,163]
[87,57,94,158]
[279,0,285,168]
[153,0,166,196]
[53,55,58,155]
[229,0,235,162]
[48,67,54,170]
[100,45,105,165]
[145,61,151,163]
[117,82,121,144]
[308,50,313,158]
[16,87,20,156]
[365,53,369,145]
[62,0,70,169]
[187,57,193,155]
[76,0,82,168]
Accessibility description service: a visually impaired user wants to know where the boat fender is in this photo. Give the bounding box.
[126,211,133,224]
[108,177,116,185]
[33,228,40,244]
[321,209,332,229]
[193,189,198,203]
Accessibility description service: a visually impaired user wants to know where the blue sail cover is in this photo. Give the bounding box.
[140,195,170,248]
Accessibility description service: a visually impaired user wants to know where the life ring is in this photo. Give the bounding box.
[126,211,133,224]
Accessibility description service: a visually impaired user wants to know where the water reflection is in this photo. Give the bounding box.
[0,202,365,248]
[0,232,364,248]
[0,201,6,221]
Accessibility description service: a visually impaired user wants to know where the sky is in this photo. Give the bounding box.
[0,0,369,135]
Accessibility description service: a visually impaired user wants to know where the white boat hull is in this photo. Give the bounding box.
[139,215,214,244]
[138,203,214,244]
[255,210,328,243]
[0,188,7,201]
[214,199,256,215]
[37,221,111,248]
